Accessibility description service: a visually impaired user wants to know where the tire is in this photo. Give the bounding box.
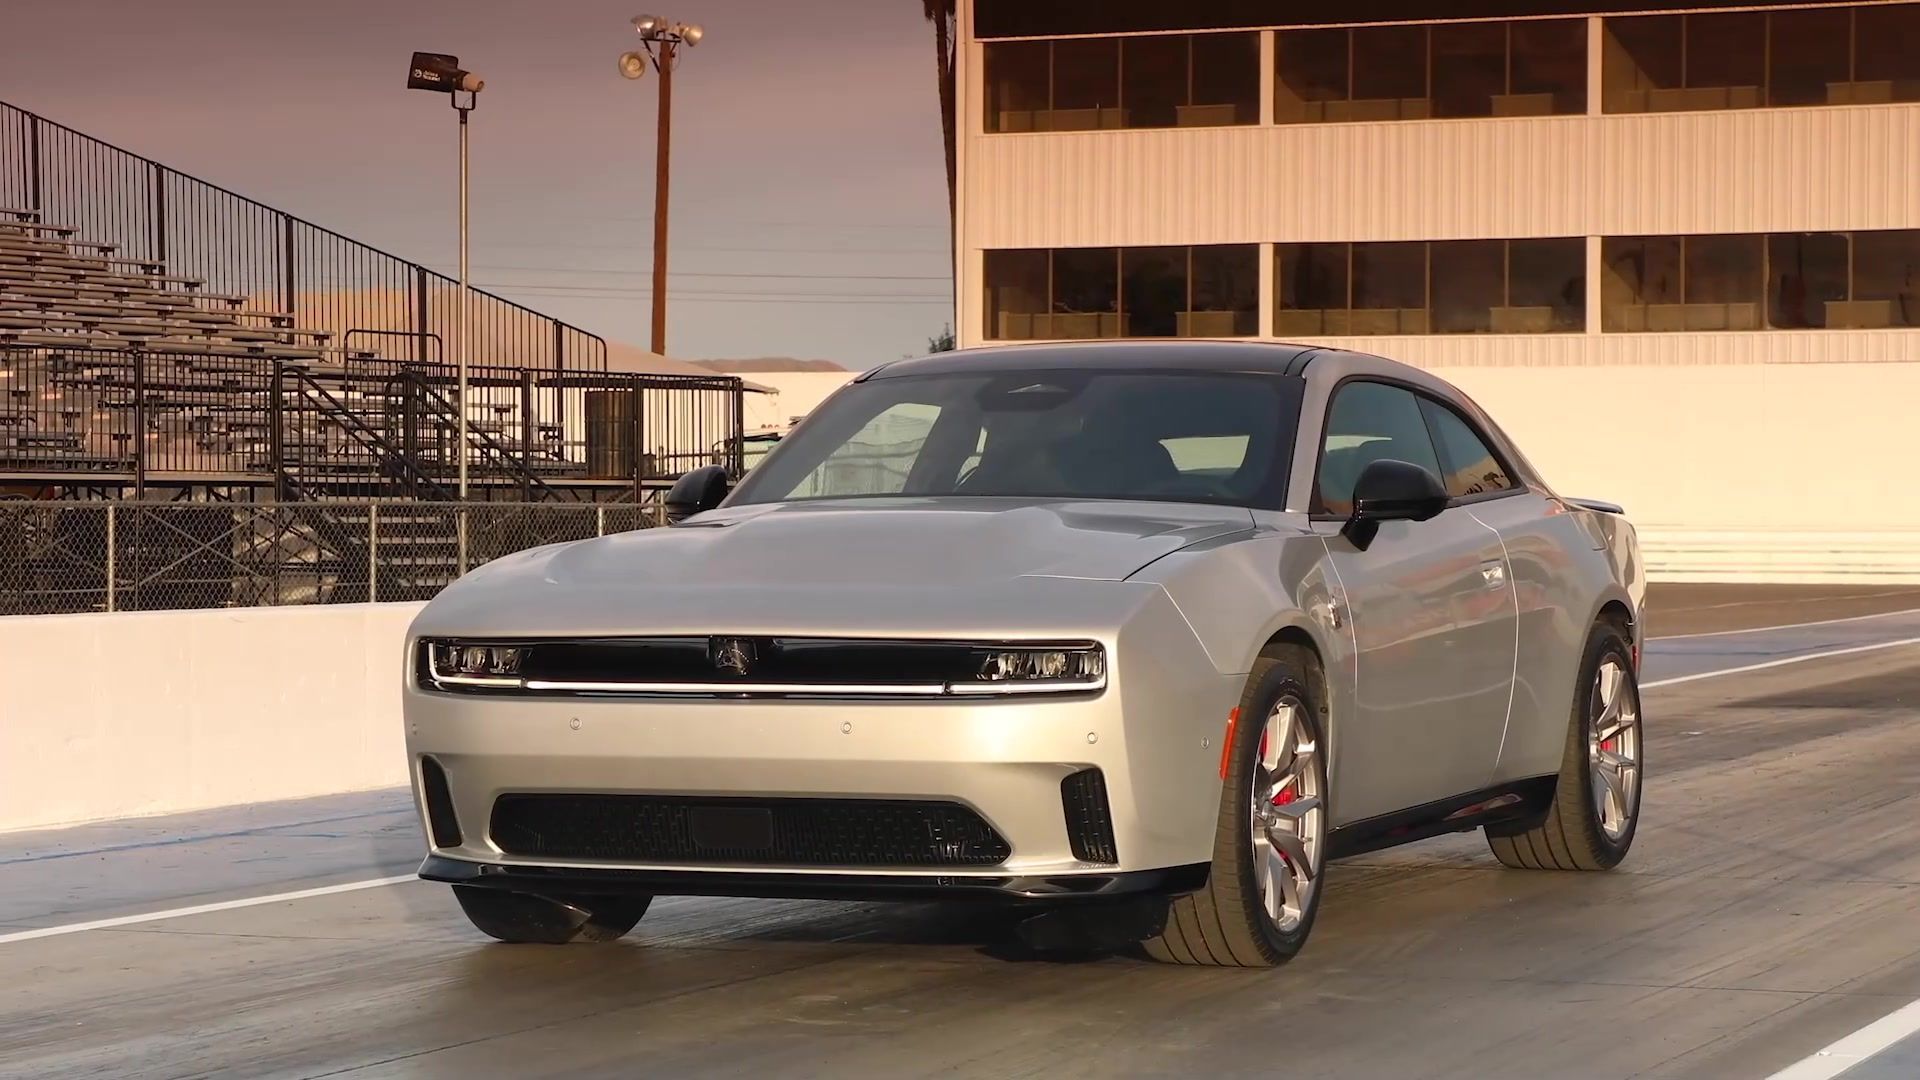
[452,885,652,944]
[1142,644,1330,967]
[1486,619,1643,871]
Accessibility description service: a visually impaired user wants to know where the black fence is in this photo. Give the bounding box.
[0,500,664,615]
[0,99,605,377]
[0,345,745,497]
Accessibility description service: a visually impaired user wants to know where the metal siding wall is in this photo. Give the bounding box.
[964,106,1920,249]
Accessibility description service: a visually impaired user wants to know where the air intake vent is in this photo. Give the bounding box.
[419,756,463,849]
[1062,769,1117,864]
[489,794,1012,867]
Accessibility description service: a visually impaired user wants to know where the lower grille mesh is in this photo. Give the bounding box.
[489,793,1012,867]
[1062,768,1118,864]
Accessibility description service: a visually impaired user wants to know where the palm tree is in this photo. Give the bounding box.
[919,0,957,267]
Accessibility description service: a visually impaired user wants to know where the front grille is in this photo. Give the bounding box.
[489,793,1012,868]
[1062,768,1118,864]
[419,756,462,849]
[415,635,1104,697]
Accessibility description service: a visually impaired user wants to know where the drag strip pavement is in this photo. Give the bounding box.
[1,619,1918,1079]
[1643,606,1920,684]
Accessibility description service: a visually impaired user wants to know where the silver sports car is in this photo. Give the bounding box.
[406,342,1645,967]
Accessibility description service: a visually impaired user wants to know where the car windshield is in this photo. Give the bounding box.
[727,368,1303,509]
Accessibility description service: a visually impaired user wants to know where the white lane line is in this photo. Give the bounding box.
[0,874,416,946]
[1643,637,1920,689]
[1651,606,1920,642]
[1765,998,1920,1080]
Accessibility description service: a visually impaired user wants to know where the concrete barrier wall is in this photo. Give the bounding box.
[0,603,422,833]
[1435,363,1920,584]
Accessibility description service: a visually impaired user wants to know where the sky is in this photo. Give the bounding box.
[0,0,955,368]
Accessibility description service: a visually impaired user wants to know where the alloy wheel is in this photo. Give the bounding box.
[1588,655,1642,842]
[1249,695,1326,934]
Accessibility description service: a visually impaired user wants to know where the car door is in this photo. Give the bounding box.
[1418,396,1587,790]
[1313,380,1518,824]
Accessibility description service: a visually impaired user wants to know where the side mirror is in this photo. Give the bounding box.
[1342,459,1450,550]
[665,464,730,524]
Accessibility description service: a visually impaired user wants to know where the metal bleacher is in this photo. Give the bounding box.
[0,99,746,505]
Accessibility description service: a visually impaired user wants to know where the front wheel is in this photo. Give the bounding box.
[1486,620,1643,871]
[452,885,652,944]
[1142,645,1329,967]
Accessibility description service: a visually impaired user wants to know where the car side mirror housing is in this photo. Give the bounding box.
[665,465,731,524]
[1342,459,1450,550]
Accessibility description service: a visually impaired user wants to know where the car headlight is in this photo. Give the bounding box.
[423,641,527,688]
[974,646,1105,686]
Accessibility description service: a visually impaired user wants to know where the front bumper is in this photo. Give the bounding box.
[420,853,1209,904]
[402,616,1242,888]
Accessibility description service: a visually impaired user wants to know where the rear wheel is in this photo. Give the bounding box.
[1142,645,1329,967]
[1486,621,1642,870]
[452,885,651,944]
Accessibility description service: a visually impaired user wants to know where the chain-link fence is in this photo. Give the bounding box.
[0,500,664,615]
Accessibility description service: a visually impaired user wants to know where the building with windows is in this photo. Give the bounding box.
[952,1,1920,582]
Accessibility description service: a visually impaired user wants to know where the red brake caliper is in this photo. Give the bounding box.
[1261,729,1297,874]
[1261,730,1298,806]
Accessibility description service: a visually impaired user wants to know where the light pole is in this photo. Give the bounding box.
[407,51,484,570]
[620,15,704,357]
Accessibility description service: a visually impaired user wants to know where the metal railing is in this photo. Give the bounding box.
[0,99,606,375]
[0,499,668,615]
[0,345,745,497]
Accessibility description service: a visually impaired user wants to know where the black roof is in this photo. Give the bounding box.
[862,341,1320,381]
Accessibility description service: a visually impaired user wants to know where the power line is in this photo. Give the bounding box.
[482,283,952,305]
[465,264,952,282]
[603,216,949,232]
[485,282,949,298]
[482,241,949,255]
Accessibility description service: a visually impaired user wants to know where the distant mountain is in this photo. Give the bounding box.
[686,358,849,373]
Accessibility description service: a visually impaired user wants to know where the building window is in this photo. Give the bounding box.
[1277,19,1584,124]
[1603,230,1920,331]
[1602,235,1762,331]
[1051,38,1121,127]
[1852,231,1920,328]
[983,249,1048,341]
[1051,247,1121,338]
[985,246,1258,340]
[983,33,1258,133]
[1276,238,1584,336]
[1605,3,1920,114]
[984,41,1049,131]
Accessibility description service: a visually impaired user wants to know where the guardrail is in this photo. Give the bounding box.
[0,499,666,615]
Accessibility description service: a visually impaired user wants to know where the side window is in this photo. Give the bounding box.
[1420,399,1517,500]
[1316,382,1443,516]
[781,401,941,499]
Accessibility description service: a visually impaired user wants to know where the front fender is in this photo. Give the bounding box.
[1129,531,1356,823]
[1127,532,1343,678]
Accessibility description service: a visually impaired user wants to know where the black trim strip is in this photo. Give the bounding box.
[1327,776,1556,859]
[420,855,1210,904]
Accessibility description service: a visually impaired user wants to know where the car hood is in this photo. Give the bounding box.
[414,499,1254,638]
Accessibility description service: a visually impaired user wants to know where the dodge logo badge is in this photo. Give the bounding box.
[709,637,755,676]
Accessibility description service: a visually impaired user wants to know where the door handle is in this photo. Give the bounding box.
[1480,560,1507,588]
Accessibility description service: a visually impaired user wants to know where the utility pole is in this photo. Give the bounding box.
[652,39,674,356]
[620,15,704,357]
